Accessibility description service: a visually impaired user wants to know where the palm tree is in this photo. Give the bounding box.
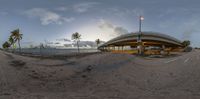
[10,29,23,52]
[95,39,100,48]
[9,36,16,52]
[71,32,81,53]
[2,41,10,49]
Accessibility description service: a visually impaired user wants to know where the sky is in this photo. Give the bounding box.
[1,0,200,47]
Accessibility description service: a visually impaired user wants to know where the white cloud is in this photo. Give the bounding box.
[24,8,74,25]
[56,38,71,42]
[73,2,99,13]
[74,19,129,42]
[98,19,128,37]
[99,20,114,29]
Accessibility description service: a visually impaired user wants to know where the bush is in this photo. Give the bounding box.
[184,46,193,52]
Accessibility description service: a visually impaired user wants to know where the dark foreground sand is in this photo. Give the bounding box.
[0,50,200,99]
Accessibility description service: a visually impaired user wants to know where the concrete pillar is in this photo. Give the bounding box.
[162,45,165,50]
[161,45,166,55]
[137,45,144,55]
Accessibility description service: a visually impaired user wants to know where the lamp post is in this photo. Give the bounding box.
[137,16,144,55]
[139,16,144,34]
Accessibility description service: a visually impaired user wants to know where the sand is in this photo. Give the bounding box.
[0,50,200,99]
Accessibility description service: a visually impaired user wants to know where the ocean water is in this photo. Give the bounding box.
[11,48,99,55]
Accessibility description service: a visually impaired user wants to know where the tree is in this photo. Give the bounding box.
[182,40,190,47]
[10,29,23,52]
[95,39,100,47]
[8,36,16,51]
[2,41,10,49]
[71,32,81,53]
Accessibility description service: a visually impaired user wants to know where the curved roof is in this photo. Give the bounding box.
[99,31,183,47]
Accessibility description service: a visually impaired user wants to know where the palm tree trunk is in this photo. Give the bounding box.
[18,40,21,52]
[12,44,15,53]
[77,41,80,53]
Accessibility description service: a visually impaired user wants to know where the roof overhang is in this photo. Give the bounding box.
[99,32,183,48]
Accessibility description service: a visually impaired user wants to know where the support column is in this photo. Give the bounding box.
[161,45,166,55]
[137,42,144,55]
[162,45,165,49]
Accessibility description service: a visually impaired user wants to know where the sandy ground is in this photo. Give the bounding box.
[1,50,200,99]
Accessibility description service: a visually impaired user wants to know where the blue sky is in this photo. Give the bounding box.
[1,0,200,47]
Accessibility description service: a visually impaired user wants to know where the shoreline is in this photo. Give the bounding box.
[5,51,103,60]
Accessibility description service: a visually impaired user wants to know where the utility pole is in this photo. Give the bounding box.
[137,16,144,55]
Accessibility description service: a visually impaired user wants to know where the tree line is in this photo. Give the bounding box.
[2,30,102,53]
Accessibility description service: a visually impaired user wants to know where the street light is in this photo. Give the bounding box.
[138,16,144,42]
[137,16,144,55]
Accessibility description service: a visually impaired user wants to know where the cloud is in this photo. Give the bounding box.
[98,19,128,37]
[24,8,74,25]
[182,29,195,40]
[99,20,113,29]
[63,17,75,22]
[55,2,99,13]
[73,2,99,13]
[181,18,200,40]
[114,27,128,36]
[56,38,71,42]
[55,7,68,11]
[103,8,144,17]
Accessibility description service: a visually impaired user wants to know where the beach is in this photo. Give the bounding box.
[1,50,200,99]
